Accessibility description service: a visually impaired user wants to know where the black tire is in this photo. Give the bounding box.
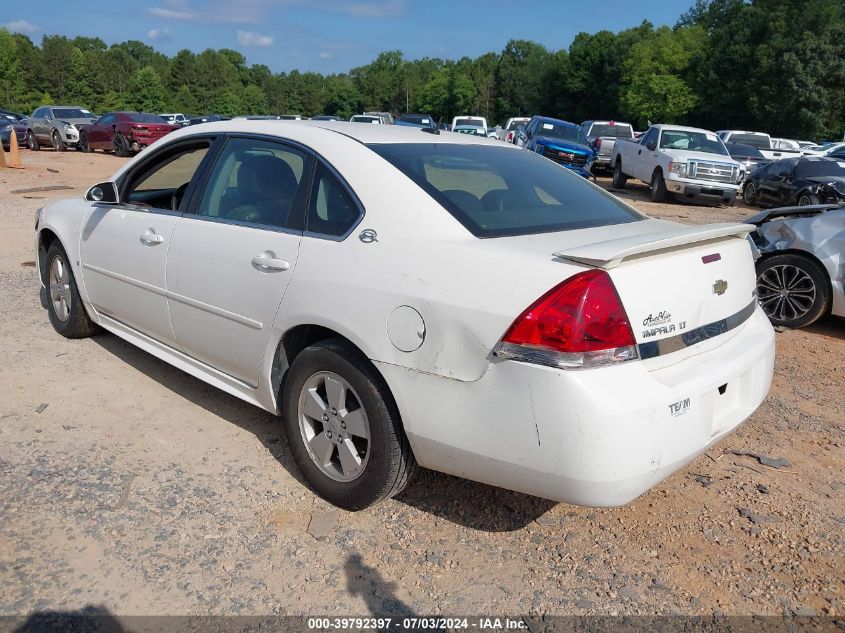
[27,130,40,151]
[113,134,128,158]
[52,130,66,152]
[650,169,667,202]
[78,132,92,153]
[44,242,101,338]
[281,339,417,510]
[797,192,819,206]
[756,253,830,328]
[612,161,627,189]
[743,181,757,206]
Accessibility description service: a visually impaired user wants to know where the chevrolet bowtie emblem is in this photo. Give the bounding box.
[713,279,728,295]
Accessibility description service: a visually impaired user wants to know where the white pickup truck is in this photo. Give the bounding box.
[611,124,742,205]
[717,130,803,160]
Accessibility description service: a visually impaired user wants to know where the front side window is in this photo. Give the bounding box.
[641,127,658,147]
[125,142,211,211]
[370,143,643,238]
[306,164,361,237]
[196,137,307,229]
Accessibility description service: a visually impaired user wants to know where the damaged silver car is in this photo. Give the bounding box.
[748,204,845,328]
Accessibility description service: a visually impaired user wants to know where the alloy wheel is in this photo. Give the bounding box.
[49,255,72,322]
[298,371,371,482]
[757,264,816,323]
[743,182,756,204]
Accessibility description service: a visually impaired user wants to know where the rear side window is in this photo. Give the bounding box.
[369,143,643,238]
[306,164,361,237]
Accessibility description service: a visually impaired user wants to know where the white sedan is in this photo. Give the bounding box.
[35,121,775,510]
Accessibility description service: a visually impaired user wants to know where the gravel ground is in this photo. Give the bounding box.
[0,151,842,623]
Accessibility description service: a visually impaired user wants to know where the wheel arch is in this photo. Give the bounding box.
[37,228,61,286]
[269,323,396,412]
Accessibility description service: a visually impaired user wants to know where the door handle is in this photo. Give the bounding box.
[252,251,290,272]
[140,229,164,245]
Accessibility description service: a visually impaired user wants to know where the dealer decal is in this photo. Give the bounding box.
[641,310,686,339]
[669,398,691,417]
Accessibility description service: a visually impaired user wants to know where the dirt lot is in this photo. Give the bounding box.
[0,150,842,621]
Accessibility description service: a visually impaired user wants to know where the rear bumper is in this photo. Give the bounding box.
[377,306,775,506]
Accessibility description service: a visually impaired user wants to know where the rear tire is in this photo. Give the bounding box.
[756,253,830,328]
[45,242,101,339]
[650,169,667,202]
[78,132,92,153]
[612,161,627,189]
[281,339,417,510]
[113,134,128,158]
[797,193,819,206]
[27,131,40,151]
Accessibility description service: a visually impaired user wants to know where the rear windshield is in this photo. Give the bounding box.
[795,159,845,178]
[588,123,633,138]
[454,118,483,128]
[727,143,765,159]
[53,108,92,119]
[507,119,528,130]
[127,113,166,123]
[726,133,770,149]
[535,121,585,144]
[369,143,643,238]
[352,116,380,123]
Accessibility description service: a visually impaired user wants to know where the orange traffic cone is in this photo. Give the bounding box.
[7,128,22,168]
[0,140,6,169]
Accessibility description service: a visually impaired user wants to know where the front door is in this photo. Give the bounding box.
[165,136,312,386]
[79,139,213,344]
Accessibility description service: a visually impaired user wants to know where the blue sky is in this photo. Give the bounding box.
[3,0,698,74]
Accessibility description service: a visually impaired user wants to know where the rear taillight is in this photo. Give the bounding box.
[594,138,602,150]
[495,270,638,369]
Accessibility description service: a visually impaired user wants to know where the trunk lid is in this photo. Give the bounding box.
[554,222,759,365]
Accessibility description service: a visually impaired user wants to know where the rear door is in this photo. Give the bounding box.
[164,135,313,386]
[79,138,214,344]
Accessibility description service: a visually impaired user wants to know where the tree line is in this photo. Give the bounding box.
[0,0,843,140]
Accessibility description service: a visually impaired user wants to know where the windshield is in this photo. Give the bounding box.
[535,121,585,145]
[399,115,432,125]
[53,108,92,119]
[795,160,845,178]
[588,123,633,139]
[127,113,167,123]
[659,130,729,156]
[369,143,642,238]
[454,118,483,128]
[507,119,528,130]
[726,133,770,149]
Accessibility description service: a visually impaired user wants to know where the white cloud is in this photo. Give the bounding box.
[147,28,173,42]
[2,19,41,34]
[318,51,332,59]
[236,30,274,47]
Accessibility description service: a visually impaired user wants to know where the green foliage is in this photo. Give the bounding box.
[0,3,842,140]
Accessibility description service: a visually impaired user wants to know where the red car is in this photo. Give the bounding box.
[78,112,178,156]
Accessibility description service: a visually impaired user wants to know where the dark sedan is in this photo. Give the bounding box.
[742,156,845,207]
[1,114,27,150]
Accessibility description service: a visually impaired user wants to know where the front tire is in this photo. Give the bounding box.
[612,161,627,189]
[45,242,101,338]
[743,181,757,206]
[650,169,667,202]
[756,253,830,328]
[281,339,417,510]
[797,193,819,206]
[52,131,66,152]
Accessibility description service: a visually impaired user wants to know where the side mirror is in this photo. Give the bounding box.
[86,182,119,204]
[647,141,657,151]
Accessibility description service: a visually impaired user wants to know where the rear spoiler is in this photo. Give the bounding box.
[554,223,755,269]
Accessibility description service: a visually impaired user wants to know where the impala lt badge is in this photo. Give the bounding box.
[713,279,728,295]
